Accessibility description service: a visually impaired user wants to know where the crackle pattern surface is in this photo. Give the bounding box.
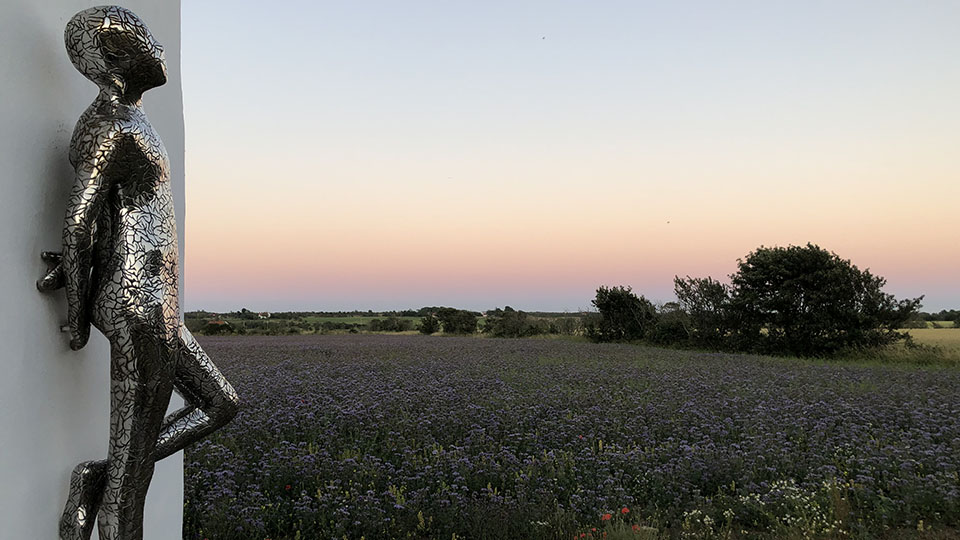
[45,7,238,540]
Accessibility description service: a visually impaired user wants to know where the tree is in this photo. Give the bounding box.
[434,308,478,334]
[201,320,233,335]
[728,244,922,356]
[586,286,656,342]
[674,276,731,349]
[419,313,441,334]
[369,317,412,332]
[484,306,540,338]
[232,308,258,320]
[647,302,690,346]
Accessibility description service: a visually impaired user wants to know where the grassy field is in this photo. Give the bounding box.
[920,321,960,329]
[908,327,960,346]
[300,315,422,325]
[214,315,422,326]
[905,327,960,363]
[185,335,960,540]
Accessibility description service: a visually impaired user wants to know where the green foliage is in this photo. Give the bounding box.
[902,313,929,329]
[184,317,207,333]
[227,307,260,320]
[728,244,922,356]
[483,306,541,338]
[315,320,364,333]
[947,310,960,328]
[367,317,413,332]
[419,313,441,335]
[435,308,478,334]
[247,320,307,335]
[646,303,690,346]
[201,321,233,335]
[543,316,584,336]
[183,309,586,339]
[918,309,960,322]
[581,245,927,358]
[673,276,731,349]
[586,286,656,342]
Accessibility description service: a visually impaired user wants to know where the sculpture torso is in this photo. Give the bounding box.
[72,99,179,341]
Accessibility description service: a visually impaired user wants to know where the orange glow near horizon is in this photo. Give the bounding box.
[184,155,959,311]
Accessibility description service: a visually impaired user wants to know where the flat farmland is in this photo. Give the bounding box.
[185,335,960,539]
[908,328,960,359]
[301,316,422,325]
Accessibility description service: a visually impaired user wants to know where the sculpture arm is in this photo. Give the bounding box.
[62,130,120,350]
[37,251,65,292]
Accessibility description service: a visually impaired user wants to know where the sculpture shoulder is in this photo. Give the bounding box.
[68,110,134,169]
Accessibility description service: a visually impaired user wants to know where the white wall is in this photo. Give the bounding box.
[0,1,185,538]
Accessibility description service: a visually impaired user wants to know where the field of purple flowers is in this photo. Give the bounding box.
[184,335,960,539]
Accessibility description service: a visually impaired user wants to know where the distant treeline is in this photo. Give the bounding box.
[184,307,583,337]
[911,309,960,326]
[189,308,431,321]
[185,244,957,359]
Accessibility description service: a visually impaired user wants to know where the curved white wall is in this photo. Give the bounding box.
[0,1,185,538]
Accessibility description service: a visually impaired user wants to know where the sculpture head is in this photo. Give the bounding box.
[65,6,166,99]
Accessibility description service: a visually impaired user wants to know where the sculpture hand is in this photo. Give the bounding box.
[69,321,90,351]
[37,251,66,292]
[38,251,89,348]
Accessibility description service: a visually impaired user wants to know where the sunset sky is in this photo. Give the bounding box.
[180,1,959,313]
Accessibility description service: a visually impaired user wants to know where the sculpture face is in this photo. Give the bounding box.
[40,6,239,540]
[65,6,167,98]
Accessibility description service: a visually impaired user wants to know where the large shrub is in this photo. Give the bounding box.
[646,302,690,346]
[586,286,656,342]
[368,317,413,332]
[673,276,731,349]
[483,306,540,338]
[435,308,479,335]
[419,313,441,334]
[728,244,922,356]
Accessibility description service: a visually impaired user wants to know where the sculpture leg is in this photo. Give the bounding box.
[59,460,107,540]
[59,325,234,539]
[96,325,177,540]
[151,324,238,462]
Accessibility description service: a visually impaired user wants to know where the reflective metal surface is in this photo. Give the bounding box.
[38,6,238,540]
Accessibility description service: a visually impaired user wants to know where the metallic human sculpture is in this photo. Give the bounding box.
[37,6,239,540]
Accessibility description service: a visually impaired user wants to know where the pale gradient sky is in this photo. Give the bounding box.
[180,1,959,313]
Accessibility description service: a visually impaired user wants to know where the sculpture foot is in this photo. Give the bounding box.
[59,460,107,540]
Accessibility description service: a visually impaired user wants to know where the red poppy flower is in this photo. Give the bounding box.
[602,513,612,521]
[621,507,630,514]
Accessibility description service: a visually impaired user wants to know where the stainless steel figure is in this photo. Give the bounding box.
[37,6,239,540]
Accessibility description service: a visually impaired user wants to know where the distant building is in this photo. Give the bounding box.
[258,312,271,319]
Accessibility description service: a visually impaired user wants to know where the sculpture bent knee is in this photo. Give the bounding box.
[38,6,238,540]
